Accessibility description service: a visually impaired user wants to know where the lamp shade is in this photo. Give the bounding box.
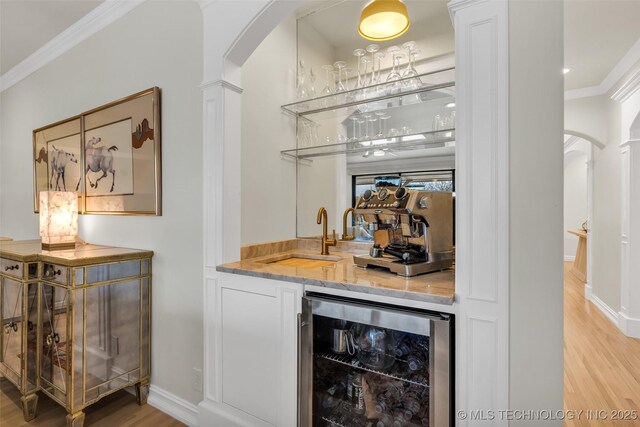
[359,0,410,42]
[39,191,78,250]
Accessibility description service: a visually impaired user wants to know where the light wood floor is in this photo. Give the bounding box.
[564,262,640,426]
[0,380,185,427]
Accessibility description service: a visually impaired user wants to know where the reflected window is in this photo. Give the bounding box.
[351,170,455,242]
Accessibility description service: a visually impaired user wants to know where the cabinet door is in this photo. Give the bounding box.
[40,283,70,402]
[1,277,23,383]
[218,274,301,427]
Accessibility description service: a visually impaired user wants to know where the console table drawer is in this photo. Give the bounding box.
[42,263,68,285]
[1,258,22,279]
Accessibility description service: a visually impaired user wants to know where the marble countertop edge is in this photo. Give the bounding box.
[215,264,455,305]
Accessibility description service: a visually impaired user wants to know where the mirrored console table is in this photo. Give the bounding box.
[0,240,153,427]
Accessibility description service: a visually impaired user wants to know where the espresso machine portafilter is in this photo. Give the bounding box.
[352,187,453,277]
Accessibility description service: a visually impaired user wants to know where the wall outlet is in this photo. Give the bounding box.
[192,368,203,393]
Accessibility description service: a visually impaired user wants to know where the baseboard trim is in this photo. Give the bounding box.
[584,282,593,300]
[590,293,619,327]
[564,255,576,262]
[618,312,640,338]
[148,384,199,427]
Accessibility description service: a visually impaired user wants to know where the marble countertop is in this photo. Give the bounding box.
[217,239,455,305]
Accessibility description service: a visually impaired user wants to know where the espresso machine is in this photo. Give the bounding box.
[353,187,453,277]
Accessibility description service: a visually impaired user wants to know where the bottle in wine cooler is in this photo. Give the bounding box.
[374,381,404,413]
[376,413,395,427]
[417,404,430,426]
[394,336,412,358]
[352,373,366,414]
[347,370,354,400]
[401,389,421,419]
[407,349,427,371]
[392,408,409,427]
[322,382,346,411]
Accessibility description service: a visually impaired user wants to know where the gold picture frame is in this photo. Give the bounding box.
[33,87,161,215]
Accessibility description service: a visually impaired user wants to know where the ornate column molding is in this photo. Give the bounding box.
[449,0,509,424]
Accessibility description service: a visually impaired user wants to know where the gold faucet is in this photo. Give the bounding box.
[341,208,355,241]
[316,207,337,255]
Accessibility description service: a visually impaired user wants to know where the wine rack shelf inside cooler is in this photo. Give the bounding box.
[317,351,429,388]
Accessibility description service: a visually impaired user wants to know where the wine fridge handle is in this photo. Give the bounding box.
[298,300,312,427]
[297,312,302,427]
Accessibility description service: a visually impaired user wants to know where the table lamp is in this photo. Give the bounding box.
[39,191,78,250]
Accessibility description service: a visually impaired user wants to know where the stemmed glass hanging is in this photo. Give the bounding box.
[333,61,347,93]
[366,44,379,84]
[386,46,406,95]
[353,48,367,91]
[308,67,317,98]
[296,59,308,100]
[374,51,386,96]
[402,41,423,103]
[321,65,334,96]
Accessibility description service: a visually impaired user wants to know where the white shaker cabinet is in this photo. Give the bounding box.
[199,273,302,427]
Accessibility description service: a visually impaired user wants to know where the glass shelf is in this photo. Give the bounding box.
[281,129,455,160]
[317,351,429,388]
[282,68,455,118]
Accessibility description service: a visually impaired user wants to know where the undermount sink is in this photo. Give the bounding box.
[262,254,341,268]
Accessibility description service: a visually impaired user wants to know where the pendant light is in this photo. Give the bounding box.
[358,0,410,42]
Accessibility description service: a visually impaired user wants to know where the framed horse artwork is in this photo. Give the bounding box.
[32,87,162,215]
[33,117,84,212]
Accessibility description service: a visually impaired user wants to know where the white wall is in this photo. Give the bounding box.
[509,0,564,420]
[240,14,297,245]
[0,1,204,405]
[564,151,587,259]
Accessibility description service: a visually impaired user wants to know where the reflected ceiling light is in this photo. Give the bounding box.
[445,102,456,108]
[373,149,386,156]
[563,68,571,74]
[359,0,410,42]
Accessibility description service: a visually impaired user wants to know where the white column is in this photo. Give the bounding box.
[448,0,510,424]
[619,139,640,337]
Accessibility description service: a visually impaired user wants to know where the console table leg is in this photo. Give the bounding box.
[135,379,150,406]
[66,410,85,427]
[20,393,38,421]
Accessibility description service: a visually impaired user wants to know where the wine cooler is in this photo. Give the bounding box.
[299,293,453,427]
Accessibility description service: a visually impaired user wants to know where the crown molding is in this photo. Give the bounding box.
[565,36,640,101]
[564,85,605,101]
[620,139,640,148]
[0,0,145,93]
[611,69,640,103]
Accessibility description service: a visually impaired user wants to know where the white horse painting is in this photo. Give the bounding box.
[83,137,118,193]
[49,145,78,191]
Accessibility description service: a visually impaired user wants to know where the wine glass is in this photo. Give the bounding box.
[362,113,372,140]
[385,46,405,95]
[321,65,334,96]
[366,44,379,86]
[333,61,347,93]
[296,59,308,100]
[308,67,317,98]
[348,116,360,143]
[374,111,386,138]
[374,52,386,95]
[368,116,378,142]
[353,48,367,89]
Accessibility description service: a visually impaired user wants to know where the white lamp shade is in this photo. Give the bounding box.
[39,191,78,250]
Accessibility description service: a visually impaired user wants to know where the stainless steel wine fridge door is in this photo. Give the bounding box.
[299,293,452,427]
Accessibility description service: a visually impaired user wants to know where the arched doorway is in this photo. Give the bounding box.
[563,132,598,297]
